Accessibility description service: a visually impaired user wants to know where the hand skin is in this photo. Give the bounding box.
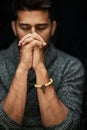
[33,46,68,127]
[35,65,68,127]
[2,33,46,124]
[3,32,68,127]
[19,33,46,70]
[19,33,68,126]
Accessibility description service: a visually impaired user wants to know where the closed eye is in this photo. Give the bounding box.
[18,23,49,31]
[36,24,48,30]
[19,24,30,30]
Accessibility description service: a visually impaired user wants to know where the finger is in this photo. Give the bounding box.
[19,33,32,45]
[32,32,46,46]
[19,37,33,46]
[27,40,44,48]
[19,37,45,48]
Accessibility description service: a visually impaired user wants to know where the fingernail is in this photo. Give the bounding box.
[43,42,46,46]
[18,42,21,46]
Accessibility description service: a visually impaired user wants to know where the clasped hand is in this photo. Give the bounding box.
[18,33,46,71]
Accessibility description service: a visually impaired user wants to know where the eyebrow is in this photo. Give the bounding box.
[19,23,49,26]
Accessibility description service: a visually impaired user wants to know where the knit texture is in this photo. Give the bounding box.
[0,40,85,130]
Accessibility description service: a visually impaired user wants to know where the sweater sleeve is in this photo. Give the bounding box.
[0,102,22,130]
[45,57,85,130]
[0,79,22,130]
[0,54,22,130]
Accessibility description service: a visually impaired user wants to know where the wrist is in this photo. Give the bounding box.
[35,78,53,93]
[18,62,30,74]
[34,63,46,74]
[34,64,50,85]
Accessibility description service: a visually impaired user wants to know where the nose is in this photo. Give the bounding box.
[31,27,36,34]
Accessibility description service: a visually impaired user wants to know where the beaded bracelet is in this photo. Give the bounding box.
[34,78,53,93]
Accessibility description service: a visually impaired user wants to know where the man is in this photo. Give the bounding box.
[0,0,85,129]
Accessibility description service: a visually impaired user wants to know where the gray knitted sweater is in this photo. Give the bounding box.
[0,40,85,130]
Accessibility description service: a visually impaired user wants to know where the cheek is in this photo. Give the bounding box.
[40,30,52,43]
[16,29,28,40]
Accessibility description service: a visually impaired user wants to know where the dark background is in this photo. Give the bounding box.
[0,0,87,65]
[0,0,87,129]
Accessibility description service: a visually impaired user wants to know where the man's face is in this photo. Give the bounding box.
[12,10,56,44]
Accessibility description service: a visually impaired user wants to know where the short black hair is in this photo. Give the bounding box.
[12,0,56,21]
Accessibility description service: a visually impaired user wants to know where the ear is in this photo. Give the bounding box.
[51,21,57,36]
[11,21,17,36]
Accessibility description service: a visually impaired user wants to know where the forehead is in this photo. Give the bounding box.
[17,10,50,24]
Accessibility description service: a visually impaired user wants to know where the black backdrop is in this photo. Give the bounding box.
[0,0,87,129]
[0,0,87,59]
[0,0,87,70]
